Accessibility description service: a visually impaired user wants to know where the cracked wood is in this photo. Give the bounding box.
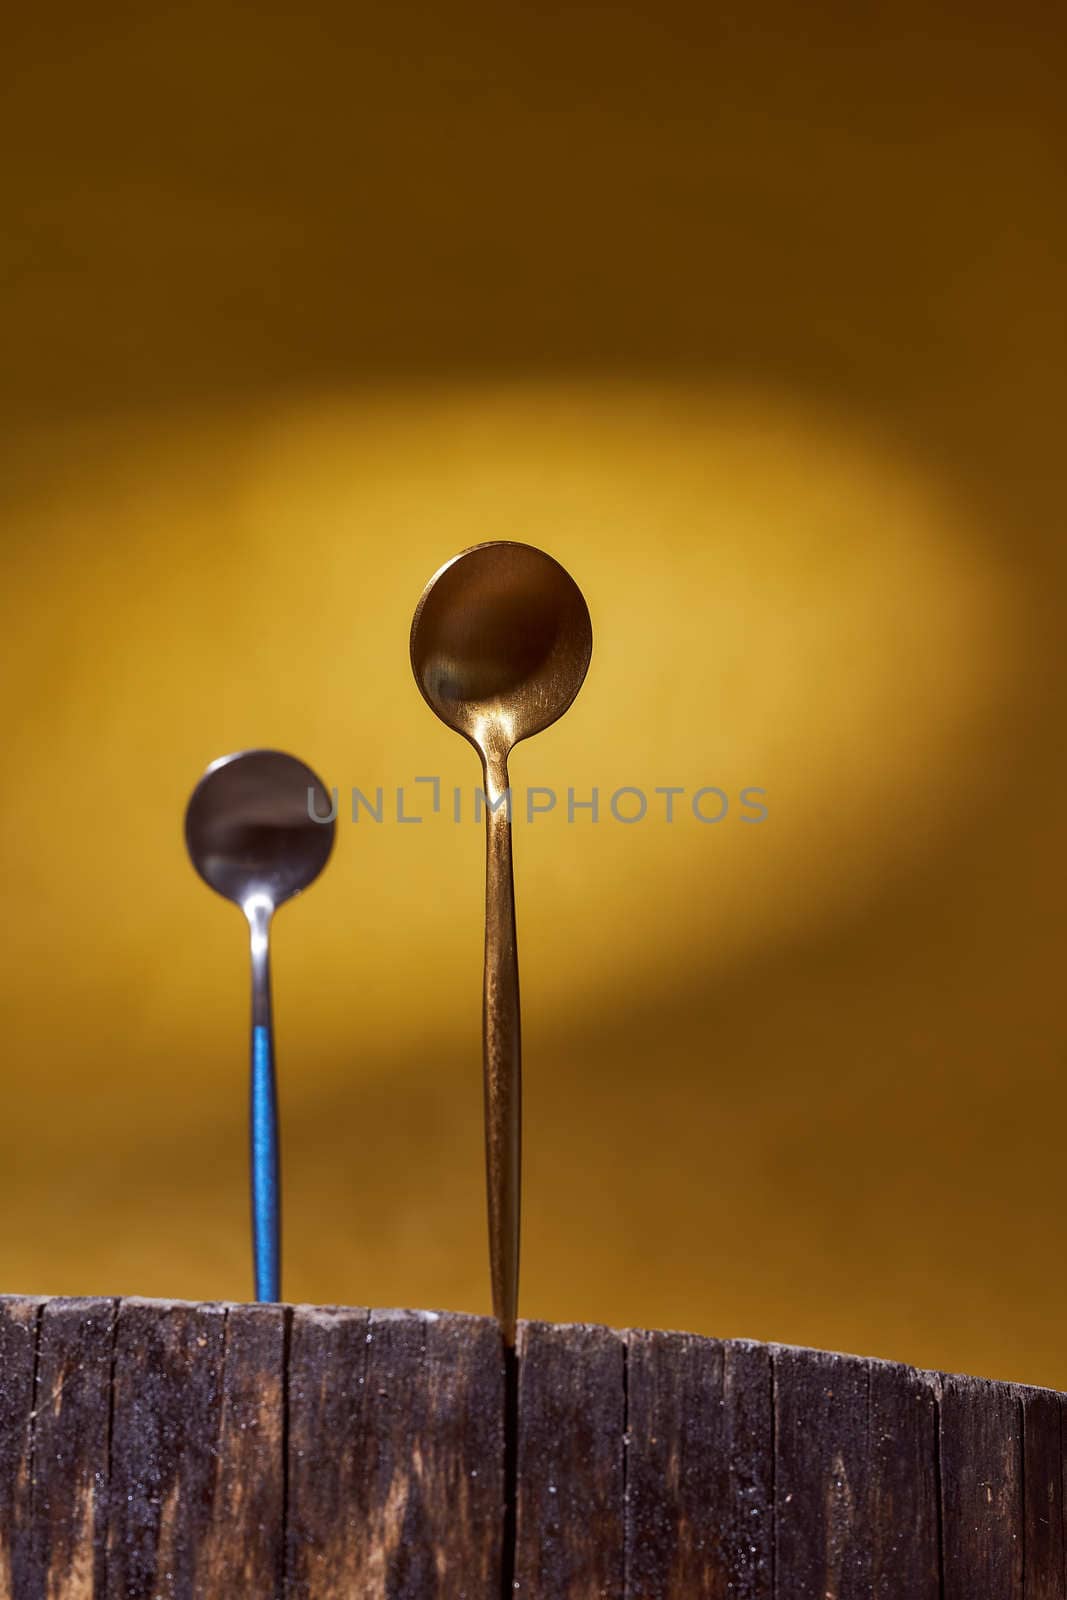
[0,1296,1062,1598]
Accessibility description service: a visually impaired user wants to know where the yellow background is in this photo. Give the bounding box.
[2,3,1065,1388]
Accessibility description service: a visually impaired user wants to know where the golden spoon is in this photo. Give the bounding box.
[410,542,593,1345]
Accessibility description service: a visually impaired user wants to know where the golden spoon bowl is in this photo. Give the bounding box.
[411,541,592,756]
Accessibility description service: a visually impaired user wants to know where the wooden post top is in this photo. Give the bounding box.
[0,1294,1059,1597]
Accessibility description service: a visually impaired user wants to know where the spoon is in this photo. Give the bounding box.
[184,748,335,1301]
[410,542,592,1345]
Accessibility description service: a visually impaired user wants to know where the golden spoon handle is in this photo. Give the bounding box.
[482,751,521,1347]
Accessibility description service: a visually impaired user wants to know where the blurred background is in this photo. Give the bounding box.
[1,2,1064,1388]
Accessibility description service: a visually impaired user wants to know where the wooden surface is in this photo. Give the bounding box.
[0,1296,1063,1598]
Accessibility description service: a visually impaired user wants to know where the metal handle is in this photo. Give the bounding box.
[482,752,521,1347]
[248,900,281,1302]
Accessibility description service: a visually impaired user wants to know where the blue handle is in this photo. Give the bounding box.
[251,1023,281,1301]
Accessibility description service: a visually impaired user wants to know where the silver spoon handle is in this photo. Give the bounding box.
[247,902,281,1302]
[482,753,521,1347]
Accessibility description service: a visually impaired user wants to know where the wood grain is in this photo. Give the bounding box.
[1021,1385,1064,1600]
[0,1295,1063,1597]
[939,1371,1024,1600]
[625,1332,772,1599]
[867,1357,940,1598]
[30,1297,115,1600]
[201,1302,287,1595]
[513,1319,625,1598]
[285,1304,369,1598]
[287,1306,503,1598]
[105,1297,228,1598]
[0,1297,41,1600]
[774,1344,871,1600]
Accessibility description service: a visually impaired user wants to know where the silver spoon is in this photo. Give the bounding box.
[410,542,593,1345]
[184,748,335,1301]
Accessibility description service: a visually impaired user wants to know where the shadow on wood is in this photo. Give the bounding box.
[0,1295,1059,1597]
